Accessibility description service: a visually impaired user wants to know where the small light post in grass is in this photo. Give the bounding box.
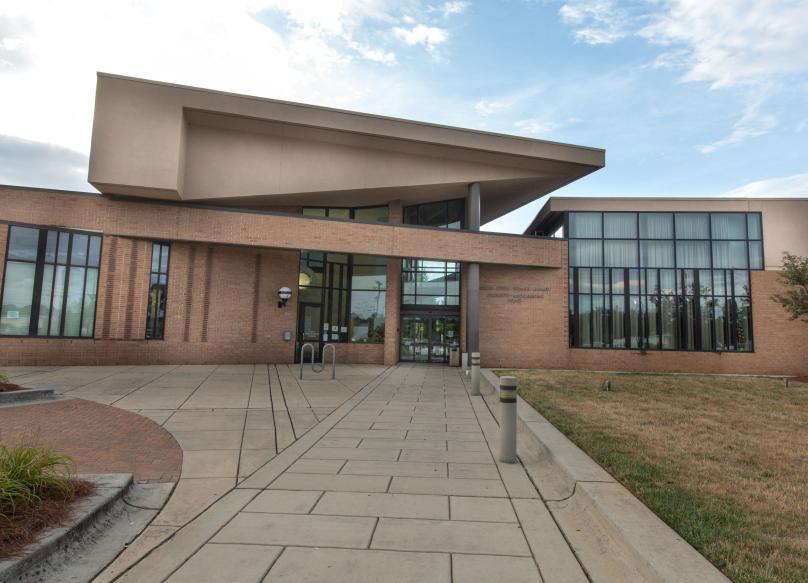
[499,376,518,463]
[784,377,789,389]
[602,379,612,392]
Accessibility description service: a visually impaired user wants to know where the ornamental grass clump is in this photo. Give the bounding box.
[0,443,93,557]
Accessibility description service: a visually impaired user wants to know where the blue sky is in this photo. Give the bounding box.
[1,0,806,233]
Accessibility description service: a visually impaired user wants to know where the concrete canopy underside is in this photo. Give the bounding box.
[88,74,604,223]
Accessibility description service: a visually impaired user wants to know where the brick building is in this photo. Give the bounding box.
[1,74,806,376]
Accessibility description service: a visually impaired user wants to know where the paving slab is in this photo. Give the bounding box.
[166,543,282,583]
[213,512,376,548]
[263,547,451,583]
[451,554,542,583]
[341,460,447,477]
[313,492,449,519]
[371,517,531,556]
[269,473,391,493]
[303,447,401,461]
[389,476,507,497]
[243,490,323,514]
[450,496,518,522]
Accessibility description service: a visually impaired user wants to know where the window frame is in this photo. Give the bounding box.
[0,222,103,339]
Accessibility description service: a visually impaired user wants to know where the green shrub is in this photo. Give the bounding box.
[0,372,7,384]
[0,444,76,519]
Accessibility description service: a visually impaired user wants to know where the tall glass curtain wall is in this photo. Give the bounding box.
[399,199,464,362]
[0,225,101,337]
[568,212,762,352]
[146,243,170,340]
[298,252,387,344]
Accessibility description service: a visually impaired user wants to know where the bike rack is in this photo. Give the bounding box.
[299,343,336,380]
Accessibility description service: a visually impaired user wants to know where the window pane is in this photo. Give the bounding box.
[612,294,626,348]
[640,241,674,267]
[577,268,591,293]
[591,268,605,293]
[45,231,58,263]
[676,241,711,268]
[604,213,637,238]
[71,233,89,265]
[592,295,606,347]
[88,236,101,268]
[713,241,748,269]
[354,206,389,223]
[37,265,54,335]
[49,266,66,336]
[8,226,40,261]
[352,263,387,289]
[418,201,447,227]
[328,208,350,219]
[611,269,625,294]
[711,213,746,239]
[569,240,602,266]
[714,297,727,350]
[629,295,641,348]
[63,267,86,337]
[568,212,602,238]
[350,290,385,343]
[160,244,169,273]
[604,240,638,267]
[639,213,673,239]
[81,268,98,337]
[151,244,161,272]
[303,208,326,217]
[578,295,591,347]
[57,233,69,263]
[660,296,678,349]
[645,296,660,349]
[748,241,763,269]
[447,199,464,229]
[0,262,36,335]
[403,206,418,225]
[675,213,710,239]
[699,270,713,295]
[747,214,762,240]
[681,296,695,350]
[733,270,750,297]
[660,269,676,294]
[713,270,726,296]
[700,297,713,351]
[735,296,753,351]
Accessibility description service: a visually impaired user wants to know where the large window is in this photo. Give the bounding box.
[303,206,388,223]
[0,225,101,338]
[402,259,460,306]
[146,243,170,340]
[403,199,464,229]
[298,252,386,343]
[567,211,762,352]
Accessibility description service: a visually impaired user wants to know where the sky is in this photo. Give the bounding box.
[1,0,807,233]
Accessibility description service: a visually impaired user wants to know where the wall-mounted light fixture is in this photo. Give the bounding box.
[277,286,292,308]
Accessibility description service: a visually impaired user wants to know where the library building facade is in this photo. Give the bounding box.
[1,74,806,376]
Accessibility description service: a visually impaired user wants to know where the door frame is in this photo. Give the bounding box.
[399,311,460,363]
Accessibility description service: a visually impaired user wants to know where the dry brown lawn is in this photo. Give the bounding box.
[501,370,808,583]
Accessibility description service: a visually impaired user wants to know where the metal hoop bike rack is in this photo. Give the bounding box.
[299,342,336,380]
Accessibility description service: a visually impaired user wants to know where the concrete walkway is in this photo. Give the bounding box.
[100,364,586,583]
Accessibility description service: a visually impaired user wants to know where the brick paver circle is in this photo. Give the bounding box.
[0,398,182,482]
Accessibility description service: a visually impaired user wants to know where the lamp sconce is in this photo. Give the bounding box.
[277,286,292,308]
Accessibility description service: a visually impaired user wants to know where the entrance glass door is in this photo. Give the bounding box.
[297,303,322,362]
[400,314,459,363]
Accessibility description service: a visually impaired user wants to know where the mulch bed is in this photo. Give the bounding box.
[0,382,23,393]
[0,480,95,559]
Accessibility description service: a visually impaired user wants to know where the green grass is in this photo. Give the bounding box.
[498,370,808,583]
[0,444,76,519]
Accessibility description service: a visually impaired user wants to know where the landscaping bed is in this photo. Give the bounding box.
[0,374,22,393]
[0,444,94,559]
[498,369,808,583]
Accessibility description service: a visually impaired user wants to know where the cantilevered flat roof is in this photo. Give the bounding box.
[89,73,604,223]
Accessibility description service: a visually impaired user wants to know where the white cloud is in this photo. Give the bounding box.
[697,102,777,154]
[441,1,469,17]
[474,99,510,116]
[0,0,461,162]
[723,173,808,198]
[393,24,449,50]
[514,118,558,136]
[641,0,808,88]
[559,0,628,45]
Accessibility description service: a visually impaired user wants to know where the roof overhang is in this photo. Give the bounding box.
[88,73,605,223]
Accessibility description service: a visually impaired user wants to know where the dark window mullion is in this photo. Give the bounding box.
[58,233,74,336]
